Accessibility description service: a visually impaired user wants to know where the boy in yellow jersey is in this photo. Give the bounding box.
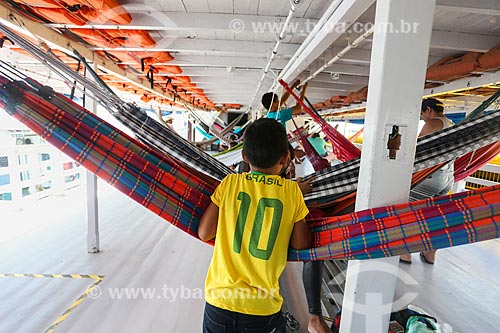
[198,118,312,332]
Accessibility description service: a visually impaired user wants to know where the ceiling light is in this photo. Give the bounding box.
[331,72,340,80]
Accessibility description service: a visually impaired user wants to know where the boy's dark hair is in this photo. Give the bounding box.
[261,92,279,110]
[243,118,288,168]
[311,132,320,138]
[421,98,444,113]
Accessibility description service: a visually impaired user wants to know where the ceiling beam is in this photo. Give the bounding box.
[307,82,364,92]
[299,90,350,98]
[191,76,368,89]
[166,55,291,68]
[91,39,301,57]
[325,47,372,64]
[325,64,370,76]
[168,67,268,77]
[435,0,500,16]
[172,61,370,77]
[278,0,376,84]
[313,73,369,85]
[311,47,372,71]
[423,70,500,96]
[193,81,257,87]
[430,30,500,53]
[48,12,319,35]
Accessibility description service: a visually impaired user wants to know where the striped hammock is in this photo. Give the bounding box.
[212,143,244,167]
[0,75,216,238]
[305,105,500,204]
[1,73,499,261]
[112,104,233,181]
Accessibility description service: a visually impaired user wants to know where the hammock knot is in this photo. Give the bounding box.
[2,81,25,106]
[38,85,55,100]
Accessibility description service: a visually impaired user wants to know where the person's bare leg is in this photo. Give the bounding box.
[308,314,330,333]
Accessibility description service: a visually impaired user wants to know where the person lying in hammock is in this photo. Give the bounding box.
[198,118,312,332]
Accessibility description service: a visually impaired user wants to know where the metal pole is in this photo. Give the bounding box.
[86,61,99,254]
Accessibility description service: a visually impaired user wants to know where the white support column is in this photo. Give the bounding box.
[339,1,436,333]
[85,61,100,254]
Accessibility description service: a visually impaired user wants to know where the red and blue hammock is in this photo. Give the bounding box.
[1,74,499,261]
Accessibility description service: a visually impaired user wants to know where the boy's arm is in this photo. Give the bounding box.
[291,82,308,115]
[289,219,312,250]
[278,79,300,109]
[198,202,219,241]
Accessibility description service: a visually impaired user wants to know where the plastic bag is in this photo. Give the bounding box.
[406,315,439,333]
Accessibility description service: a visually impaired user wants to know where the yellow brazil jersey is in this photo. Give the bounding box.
[205,172,309,316]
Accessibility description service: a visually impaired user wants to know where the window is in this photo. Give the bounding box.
[17,154,28,166]
[22,187,31,197]
[19,170,30,181]
[0,192,12,201]
[0,174,10,186]
[0,156,8,168]
[39,153,51,161]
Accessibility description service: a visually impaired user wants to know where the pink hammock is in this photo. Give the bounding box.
[279,79,361,162]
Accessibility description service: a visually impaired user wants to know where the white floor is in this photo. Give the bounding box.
[394,240,500,333]
[0,166,499,332]
[0,182,213,333]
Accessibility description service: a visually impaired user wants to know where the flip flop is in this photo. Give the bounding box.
[399,258,412,265]
[420,252,434,265]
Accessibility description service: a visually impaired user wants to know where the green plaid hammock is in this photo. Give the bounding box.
[1,75,499,261]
